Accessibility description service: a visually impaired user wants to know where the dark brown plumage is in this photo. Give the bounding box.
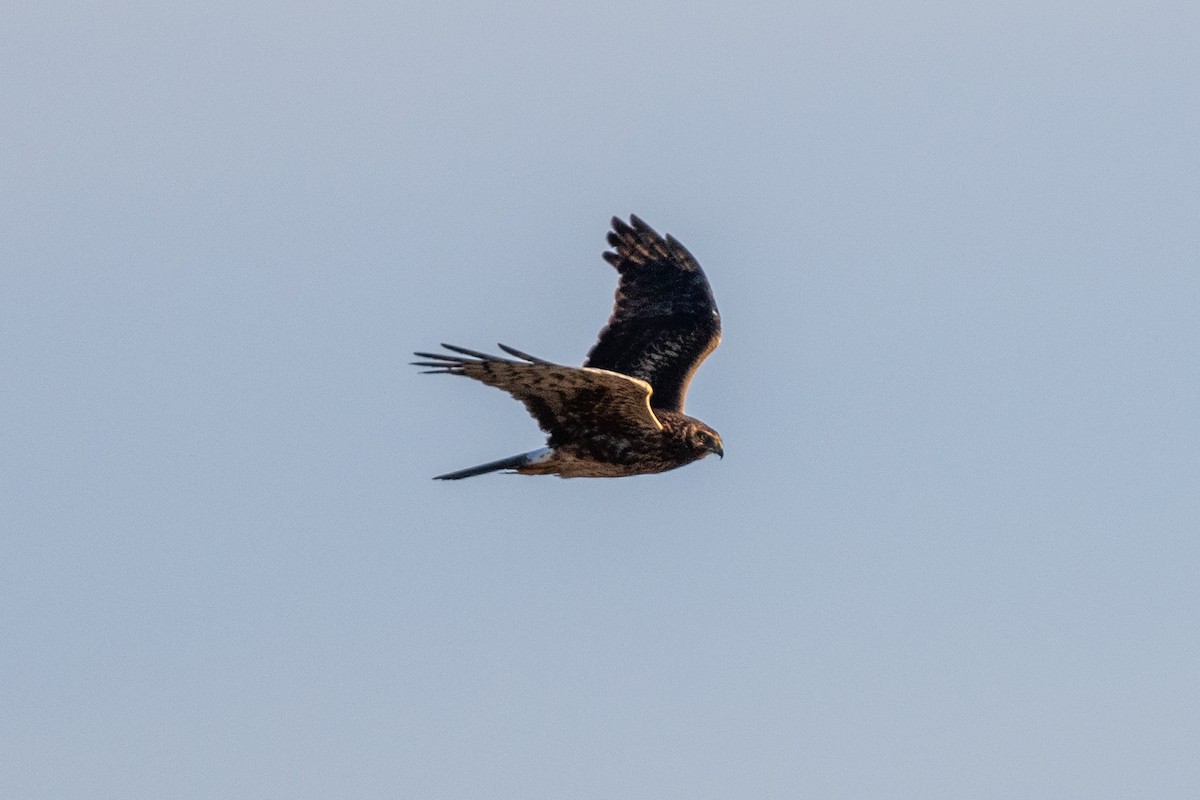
[413,215,723,479]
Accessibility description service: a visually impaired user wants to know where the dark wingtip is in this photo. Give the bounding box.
[605,215,654,269]
[496,343,551,364]
[438,343,500,361]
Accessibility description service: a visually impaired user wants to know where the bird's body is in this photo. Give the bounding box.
[414,215,723,479]
[517,409,719,478]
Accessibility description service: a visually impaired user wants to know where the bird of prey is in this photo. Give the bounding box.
[413,215,723,479]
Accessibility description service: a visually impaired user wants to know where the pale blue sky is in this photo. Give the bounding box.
[3,2,1199,798]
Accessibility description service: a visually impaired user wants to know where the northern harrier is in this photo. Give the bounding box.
[413,215,723,479]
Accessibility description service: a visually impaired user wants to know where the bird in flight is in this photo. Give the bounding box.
[413,215,723,479]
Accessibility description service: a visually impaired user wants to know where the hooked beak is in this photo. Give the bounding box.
[712,441,724,459]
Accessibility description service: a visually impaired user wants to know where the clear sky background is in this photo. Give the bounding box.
[3,2,1199,798]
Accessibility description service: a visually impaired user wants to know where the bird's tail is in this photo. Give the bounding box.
[433,447,551,480]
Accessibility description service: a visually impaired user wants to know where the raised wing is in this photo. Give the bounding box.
[584,215,721,412]
[412,343,662,444]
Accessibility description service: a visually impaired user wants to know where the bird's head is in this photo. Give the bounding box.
[688,423,724,460]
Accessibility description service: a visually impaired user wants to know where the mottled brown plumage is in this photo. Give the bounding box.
[413,215,723,479]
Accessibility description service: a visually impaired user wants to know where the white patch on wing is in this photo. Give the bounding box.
[524,446,553,464]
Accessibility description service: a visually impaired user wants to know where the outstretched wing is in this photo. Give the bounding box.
[412,343,662,444]
[584,215,721,412]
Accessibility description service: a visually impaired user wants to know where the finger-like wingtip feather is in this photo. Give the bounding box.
[497,343,551,364]
[438,342,478,356]
[438,343,504,361]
